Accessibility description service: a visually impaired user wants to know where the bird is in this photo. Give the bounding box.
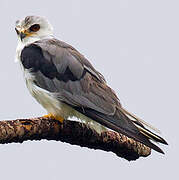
[15,15,167,154]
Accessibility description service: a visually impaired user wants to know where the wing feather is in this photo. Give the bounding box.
[20,38,167,153]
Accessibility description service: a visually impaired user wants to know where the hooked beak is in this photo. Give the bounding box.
[20,32,26,40]
[15,28,31,41]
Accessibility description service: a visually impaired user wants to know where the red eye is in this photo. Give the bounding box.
[29,24,40,32]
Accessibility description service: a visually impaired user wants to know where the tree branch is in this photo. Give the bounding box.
[0,117,151,161]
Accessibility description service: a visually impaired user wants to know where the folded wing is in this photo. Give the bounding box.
[20,38,167,153]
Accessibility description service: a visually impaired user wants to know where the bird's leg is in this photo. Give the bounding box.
[43,113,54,119]
[43,113,64,123]
[54,116,64,123]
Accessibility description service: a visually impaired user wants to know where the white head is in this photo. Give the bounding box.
[15,16,53,43]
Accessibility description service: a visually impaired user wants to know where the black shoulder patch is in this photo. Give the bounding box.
[21,44,58,79]
[20,44,86,82]
[21,44,42,71]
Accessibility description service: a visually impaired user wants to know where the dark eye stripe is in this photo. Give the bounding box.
[29,24,40,32]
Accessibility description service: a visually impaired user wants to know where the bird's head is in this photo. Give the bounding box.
[15,16,53,42]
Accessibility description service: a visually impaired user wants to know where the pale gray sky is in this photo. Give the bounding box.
[0,0,177,179]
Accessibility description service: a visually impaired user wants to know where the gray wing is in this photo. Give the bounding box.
[20,38,167,153]
[21,38,118,115]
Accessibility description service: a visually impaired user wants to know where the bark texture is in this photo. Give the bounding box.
[0,117,151,161]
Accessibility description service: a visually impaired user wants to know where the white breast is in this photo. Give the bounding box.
[24,68,61,111]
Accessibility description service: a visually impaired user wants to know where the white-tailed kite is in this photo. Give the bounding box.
[15,16,167,153]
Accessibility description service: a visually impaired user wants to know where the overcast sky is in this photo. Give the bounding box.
[0,0,177,179]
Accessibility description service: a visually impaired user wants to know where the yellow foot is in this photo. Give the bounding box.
[43,113,64,123]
